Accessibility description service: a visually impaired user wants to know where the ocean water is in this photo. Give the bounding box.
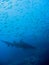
[0,0,49,65]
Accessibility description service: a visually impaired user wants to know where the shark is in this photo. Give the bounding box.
[1,40,36,49]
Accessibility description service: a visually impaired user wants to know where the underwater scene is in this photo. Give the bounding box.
[0,0,49,65]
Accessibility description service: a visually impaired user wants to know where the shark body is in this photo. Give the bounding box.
[1,40,36,49]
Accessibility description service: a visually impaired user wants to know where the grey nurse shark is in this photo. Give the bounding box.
[1,40,36,49]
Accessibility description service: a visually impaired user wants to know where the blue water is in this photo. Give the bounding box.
[0,0,49,65]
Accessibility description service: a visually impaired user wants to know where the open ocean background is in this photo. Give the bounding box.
[0,0,49,65]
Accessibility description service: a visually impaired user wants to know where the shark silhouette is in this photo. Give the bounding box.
[1,40,36,49]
